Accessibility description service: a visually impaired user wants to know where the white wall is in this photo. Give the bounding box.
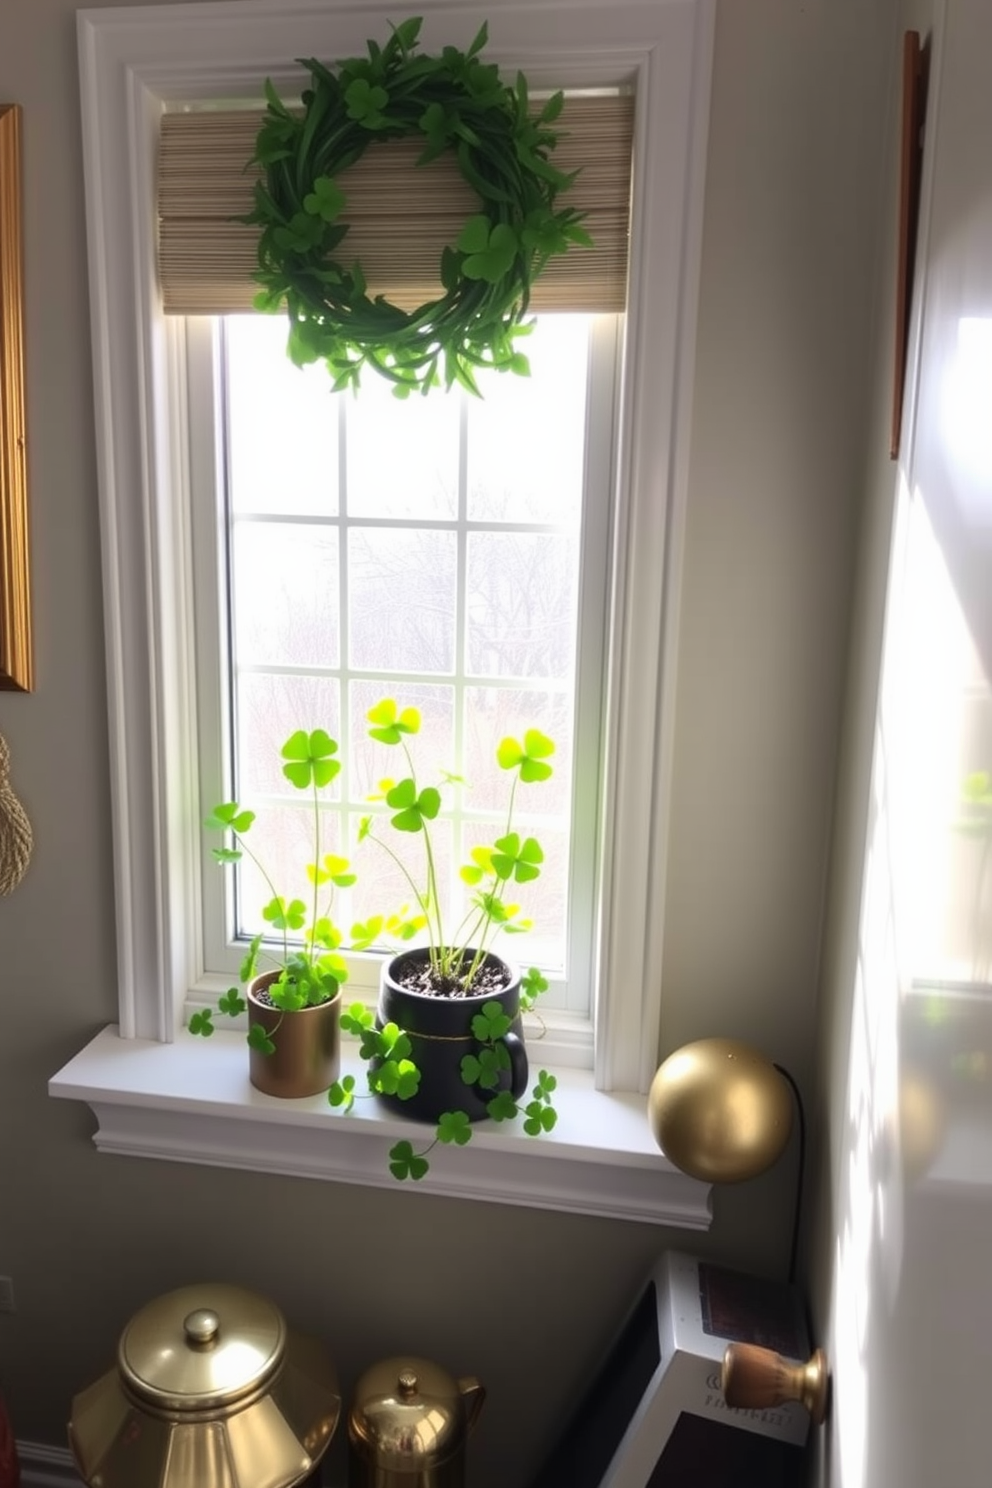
[807,2,992,1484]
[0,2,893,1482]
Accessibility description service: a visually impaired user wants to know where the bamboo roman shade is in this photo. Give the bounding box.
[157,94,634,316]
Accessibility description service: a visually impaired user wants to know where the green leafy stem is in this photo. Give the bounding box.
[358,697,554,990]
[189,728,373,1054]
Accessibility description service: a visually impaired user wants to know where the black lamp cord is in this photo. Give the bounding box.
[773,1063,806,1288]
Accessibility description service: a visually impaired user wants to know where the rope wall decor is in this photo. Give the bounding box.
[0,732,32,895]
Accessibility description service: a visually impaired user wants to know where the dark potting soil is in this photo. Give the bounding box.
[392,957,511,1000]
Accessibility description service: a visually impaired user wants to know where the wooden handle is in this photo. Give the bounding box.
[721,1343,829,1425]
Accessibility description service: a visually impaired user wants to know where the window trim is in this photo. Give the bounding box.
[71,0,714,1165]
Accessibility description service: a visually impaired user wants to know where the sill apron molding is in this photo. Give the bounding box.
[49,1026,712,1229]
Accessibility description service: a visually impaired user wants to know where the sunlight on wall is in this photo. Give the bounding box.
[940,317,992,521]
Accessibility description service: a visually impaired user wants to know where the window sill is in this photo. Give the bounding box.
[49,1027,712,1228]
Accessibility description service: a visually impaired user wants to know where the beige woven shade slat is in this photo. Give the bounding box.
[158,94,633,315]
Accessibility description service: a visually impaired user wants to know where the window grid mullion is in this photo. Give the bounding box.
[338,391,352,861]
[452,391,470,932]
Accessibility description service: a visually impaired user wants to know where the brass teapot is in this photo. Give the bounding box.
[347,1356,484,1488]
[68,1283,340,1488]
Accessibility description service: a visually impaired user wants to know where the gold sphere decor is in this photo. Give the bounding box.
[648,1038,795,1183]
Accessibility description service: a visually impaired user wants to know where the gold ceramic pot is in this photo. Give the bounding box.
[249,971,341,1098]
[347,1356,484,1488]
[68,1283,340,1488]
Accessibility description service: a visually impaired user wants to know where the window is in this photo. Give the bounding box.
[52,0,717,1224]
[191,312,618,1040]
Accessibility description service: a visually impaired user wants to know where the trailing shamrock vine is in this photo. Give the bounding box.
[328,965,558,1179]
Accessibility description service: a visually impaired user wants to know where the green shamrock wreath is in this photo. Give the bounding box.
[247,16,591,396]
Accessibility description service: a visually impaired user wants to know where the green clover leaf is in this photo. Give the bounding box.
[497,729,555,783]
[307,853,355,888]
[341,1001,374,1036]
[247,1023,276,1056]
[490,833,544,884]
[373,1058,421,1099]
[273,211,325,253]
[437,1110,473,1146]
[470,1001,512,1042]
[188,1009,214,1037]
[459,845,494,886]
[523,1101,558,1136]
[204,801,255,835]
[389,1140,430,1180]
[328,1075,356,1111]
[304,175,346,222]
[368,699,421,745]
[520,967,550,1011]
[281,729,340,790]
[461,1044,508,1090]
[486,1090,518,1122]
[377,1022,412,1060]
[262,896,307,932]
[217,988,246,1017]
[457,218,518,284]
[386,777,441,832]
[239,934,263,985]
[345,78,390,127]
[310,920,343,954]
[349,916,383,950]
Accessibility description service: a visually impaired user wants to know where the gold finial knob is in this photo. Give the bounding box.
[721,1342,829,1425]
[647,1039,794,1182]
[397,1371,418,1398]
[183,1308,220,1348]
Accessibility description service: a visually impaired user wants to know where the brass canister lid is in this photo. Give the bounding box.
[117,1283,286,1413]
[349,1357,478,1472]
[70,1284,341,1488]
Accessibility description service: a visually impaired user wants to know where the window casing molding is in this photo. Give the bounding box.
[75,0,714,1106]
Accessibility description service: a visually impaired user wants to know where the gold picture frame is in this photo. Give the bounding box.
[890,32,927,461]
[0,104,32,691]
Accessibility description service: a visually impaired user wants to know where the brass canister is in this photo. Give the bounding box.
[347,1356,484,1488]
[68,1283,340,1488]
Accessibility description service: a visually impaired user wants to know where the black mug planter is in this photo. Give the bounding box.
[375,949,529,1123]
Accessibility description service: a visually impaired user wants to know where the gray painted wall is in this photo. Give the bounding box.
[0,1,893,1482]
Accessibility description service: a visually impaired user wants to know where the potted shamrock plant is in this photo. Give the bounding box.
[329,699,559,1178]
[190,728,368,1098]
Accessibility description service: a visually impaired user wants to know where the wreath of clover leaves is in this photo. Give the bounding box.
[247,16,591,396]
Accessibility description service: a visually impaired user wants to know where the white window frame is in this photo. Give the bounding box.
[52,0,717,1227]
[188,310,622,1031]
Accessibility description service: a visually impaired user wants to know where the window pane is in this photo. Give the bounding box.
[462,686,574,819]
[466,531,578,679]
[467,315,589,523]
[232,524,339,667]
[459,821,569,971]
[349,680,455,800]
[217,312,611,1005]
[235,674,341,798]
[348,527,456,673]
[236,804,347,939]
[226,315,339,518]
[350,811,453,936]
[346,373,459,519]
